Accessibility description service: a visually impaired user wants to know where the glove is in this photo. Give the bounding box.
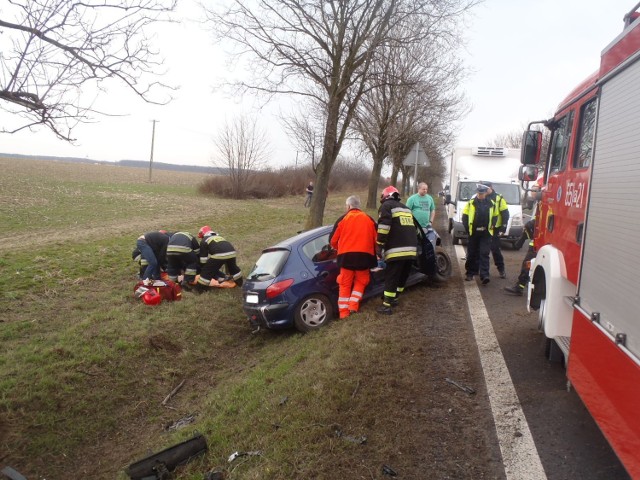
[375,244,383,258]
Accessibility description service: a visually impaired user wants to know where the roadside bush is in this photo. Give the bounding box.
[198,160,375,199]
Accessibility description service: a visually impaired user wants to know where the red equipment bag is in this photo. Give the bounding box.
[134,279,182,302]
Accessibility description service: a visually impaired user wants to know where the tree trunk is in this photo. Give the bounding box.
[390,164,399,187]
[305,102,341,229]
[366,152,385,210]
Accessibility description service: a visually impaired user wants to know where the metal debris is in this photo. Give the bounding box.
[228,450,263,463]
[164,413,196,431]
[445,377,476,394]
[335,429,367,444]
[382,464,398,476]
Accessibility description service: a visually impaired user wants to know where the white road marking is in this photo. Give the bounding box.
[455,245,547,480]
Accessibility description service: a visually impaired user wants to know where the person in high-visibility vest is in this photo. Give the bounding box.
[483,181,509,279]
[462,183,500,285]
[329,195,378,319]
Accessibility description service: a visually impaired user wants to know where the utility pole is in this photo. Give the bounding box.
[148,120,157,182]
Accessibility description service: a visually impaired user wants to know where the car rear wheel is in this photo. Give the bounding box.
[293,294,333,332]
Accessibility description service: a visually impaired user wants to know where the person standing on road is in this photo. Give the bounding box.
[483,181,509,279]
[504,219,536,295]
[134,230,171,281]
[462,184,499,285]
[329,195,378,319]
[376,186,417,315]
[197,225,243,289]
[304,181,314,207]
[406,182,436,231]
[504,177,544,295]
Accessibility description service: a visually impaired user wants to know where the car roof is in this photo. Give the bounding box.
[268,225,332,250]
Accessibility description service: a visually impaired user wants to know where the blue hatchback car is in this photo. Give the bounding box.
[242,225,451,332]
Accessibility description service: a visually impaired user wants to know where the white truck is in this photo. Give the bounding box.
[445,146,525,247]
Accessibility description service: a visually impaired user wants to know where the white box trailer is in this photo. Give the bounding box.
[445,146,524,247]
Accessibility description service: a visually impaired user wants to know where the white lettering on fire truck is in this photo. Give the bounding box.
[564,181,585,209]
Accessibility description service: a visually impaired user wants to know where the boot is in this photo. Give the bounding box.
[504,284,524,296]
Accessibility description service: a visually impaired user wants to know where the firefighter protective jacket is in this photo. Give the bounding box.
[200,234,237,263]
[462,196,499,236]
[329,208,378,270]
[376,198,417,262]
[167,232,200,255]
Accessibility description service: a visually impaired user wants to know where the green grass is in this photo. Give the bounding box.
[1,157,376,478]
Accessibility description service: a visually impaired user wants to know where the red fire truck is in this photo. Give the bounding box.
[519,4,640,477]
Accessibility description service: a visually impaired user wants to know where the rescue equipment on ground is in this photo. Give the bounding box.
[134,278,182,303]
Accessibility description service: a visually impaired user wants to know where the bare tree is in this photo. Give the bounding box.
[205,0,478,228]
[485,130,523,149]
[352,31,467,209]
[213,116,271,199]
[281,109,324,172]
[0,0,177,141]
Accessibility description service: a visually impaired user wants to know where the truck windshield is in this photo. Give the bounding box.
[457,182,521,205]
[492,184,521,204]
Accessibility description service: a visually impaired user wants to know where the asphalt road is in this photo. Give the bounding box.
[455,242,631,480]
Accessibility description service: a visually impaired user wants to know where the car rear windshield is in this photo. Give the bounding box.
[247,249,289,281]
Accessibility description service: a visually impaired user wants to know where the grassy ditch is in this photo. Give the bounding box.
[0,157,387,478]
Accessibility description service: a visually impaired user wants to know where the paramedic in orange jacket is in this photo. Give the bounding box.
[329,195,378,319]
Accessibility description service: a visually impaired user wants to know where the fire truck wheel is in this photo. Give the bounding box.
[537,297,546,332]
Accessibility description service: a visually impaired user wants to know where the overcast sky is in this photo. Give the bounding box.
[1,0,636,167]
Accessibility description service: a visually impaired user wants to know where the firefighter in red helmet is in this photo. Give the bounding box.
[376,186,417,315]
[197,226,243,289]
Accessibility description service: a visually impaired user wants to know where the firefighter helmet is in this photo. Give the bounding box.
[198,225,213,238]
[142,289,162,306]
[380,186,400,202]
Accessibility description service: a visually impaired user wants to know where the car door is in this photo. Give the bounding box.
[297,231,339,299]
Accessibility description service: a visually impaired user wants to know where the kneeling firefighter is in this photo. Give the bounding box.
[166,231,201,288]
[197,226,243,289]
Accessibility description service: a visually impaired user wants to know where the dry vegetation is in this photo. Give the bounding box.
[198,161,375,199]
[0,157,502,480]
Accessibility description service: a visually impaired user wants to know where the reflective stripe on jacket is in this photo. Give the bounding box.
[377,198,417,261]
[200,235,236,263]
[462,197,499,236]
[491,193,509,228]
[167,232,199,254]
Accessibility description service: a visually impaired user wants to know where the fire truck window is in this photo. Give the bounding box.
[549,112,574,173]
[573,99,596,169]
